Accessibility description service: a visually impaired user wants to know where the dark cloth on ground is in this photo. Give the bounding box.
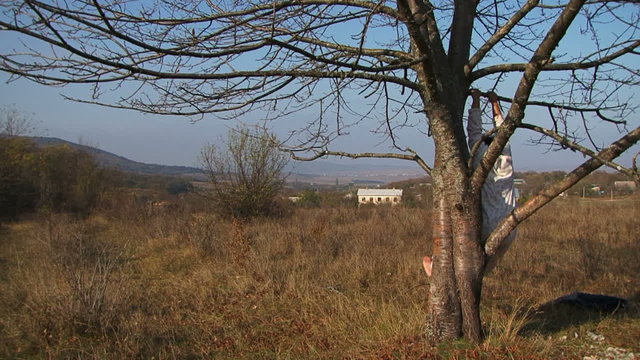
[546,292,628,312]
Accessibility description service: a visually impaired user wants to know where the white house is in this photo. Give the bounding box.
[357,188,403,205]
[614,181,636,191]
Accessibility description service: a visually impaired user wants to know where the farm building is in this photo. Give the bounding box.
[357,188,403,205]
[614,181,636,191]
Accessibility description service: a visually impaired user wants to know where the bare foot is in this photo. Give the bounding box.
[422,256,432,277]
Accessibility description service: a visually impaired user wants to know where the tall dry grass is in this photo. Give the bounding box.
[0,196,638,359]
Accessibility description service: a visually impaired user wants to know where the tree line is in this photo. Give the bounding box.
[0,119,291,222]
[0,136,109,218]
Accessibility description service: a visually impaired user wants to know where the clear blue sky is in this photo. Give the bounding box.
[1,3,637,173]
[1,72,228,168]
[3,68,636,172]
[4,72,633,172]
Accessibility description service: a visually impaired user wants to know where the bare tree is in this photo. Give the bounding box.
[1,0,638,343]
[200,125,288,219]
[0,105,34,136]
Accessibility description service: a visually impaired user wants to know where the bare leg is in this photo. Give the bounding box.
[422,256,433,277]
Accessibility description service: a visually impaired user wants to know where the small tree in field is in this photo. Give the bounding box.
[1,0,639,343]
[201,126,288,219]
[0,105,34,137]
[298,189,322,208]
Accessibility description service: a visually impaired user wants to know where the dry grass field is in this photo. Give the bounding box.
[0,196,638,359]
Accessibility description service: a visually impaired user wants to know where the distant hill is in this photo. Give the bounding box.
[25,136,424,183]
[288,158,421,175]
[29,136,205,177]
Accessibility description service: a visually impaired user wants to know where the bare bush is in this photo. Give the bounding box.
[0,105,34,137]
[201,126,288,219]
[29,214,130,335]
[181,213,221,256]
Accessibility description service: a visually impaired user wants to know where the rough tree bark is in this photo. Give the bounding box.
[400,0,621,342]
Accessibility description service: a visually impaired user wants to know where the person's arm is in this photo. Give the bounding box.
[487,91,514,166]
[467,89,483,149]
[487,92,504,127]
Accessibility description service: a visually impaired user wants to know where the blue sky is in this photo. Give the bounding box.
[0,2,637,173]
[4,71,632,172]
[1,73,225,168]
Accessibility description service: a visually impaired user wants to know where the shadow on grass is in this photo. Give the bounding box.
[520,292,640,336]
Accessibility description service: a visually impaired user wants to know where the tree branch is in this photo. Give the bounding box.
[448,0,479,83]
[472,0,587,191]
[466,0,540,75]
[471,40,640,80]
[288,148,432,174]
[520,122,637,177]
[485,125,640,259]
[487,94,627,124]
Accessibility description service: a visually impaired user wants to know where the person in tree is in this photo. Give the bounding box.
[423,90,517,277]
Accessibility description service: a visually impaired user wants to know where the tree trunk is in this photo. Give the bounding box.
[451,191,485,343]
[426,163,485,344]
[425,107,485,344]
[426,183,462,341]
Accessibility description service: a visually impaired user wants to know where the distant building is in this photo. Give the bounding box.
[357,188,403,205]
[614,181,636,191]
